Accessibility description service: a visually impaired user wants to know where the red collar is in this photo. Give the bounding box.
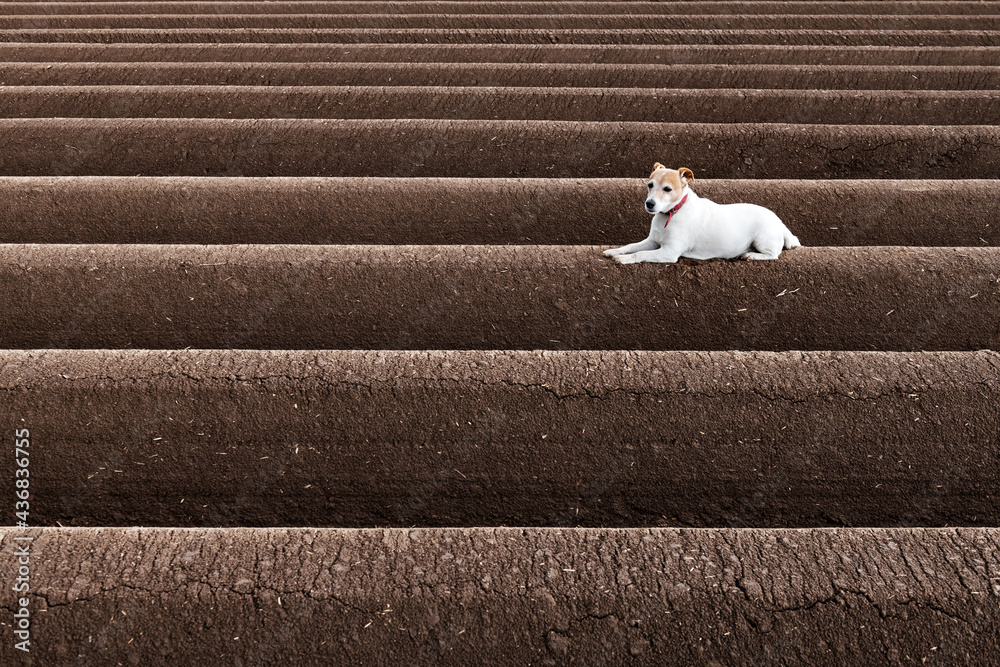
[662,194,689,226]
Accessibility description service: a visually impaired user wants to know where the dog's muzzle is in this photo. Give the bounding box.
[645,199,656,212]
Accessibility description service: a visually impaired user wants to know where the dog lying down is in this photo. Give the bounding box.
[605,164,801,264]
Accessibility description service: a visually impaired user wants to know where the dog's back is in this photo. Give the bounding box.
[689,199,799,260]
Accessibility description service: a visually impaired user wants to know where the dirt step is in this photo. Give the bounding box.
[3,28,1000,46]
[5,1,1000,16]
[2,86,996,126]
[1,526,997,663]
[5,14,1000,30]
[5,62,999,90]
[5,349,998,527]
[0,118,997,179]
[1,177,996,247]
[2,245,996,351]
[1,43,996,65]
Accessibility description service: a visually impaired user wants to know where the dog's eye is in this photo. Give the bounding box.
[663,186,672,192]
[647,182,653,188]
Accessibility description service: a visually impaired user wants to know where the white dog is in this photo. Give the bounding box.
[604,164,801,264]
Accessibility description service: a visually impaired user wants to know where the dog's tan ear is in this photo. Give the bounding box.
[652,162,666,172]
[678,167,695,184]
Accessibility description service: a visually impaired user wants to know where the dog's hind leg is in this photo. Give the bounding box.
[740,235,783,260]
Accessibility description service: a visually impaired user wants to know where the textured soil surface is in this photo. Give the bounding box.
[0,118,997,178]
[1,527,999,665]
[1,1,999,664]
[0,43,997,65]
[1,349,998,528]
[2,244,997,350]
[0,177,996,246]
[2,62,999,89]
[1,86,998,125]
[4,28,1000,46]
[2,1,1000,15]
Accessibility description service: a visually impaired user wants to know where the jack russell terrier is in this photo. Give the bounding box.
[604,164,801,264]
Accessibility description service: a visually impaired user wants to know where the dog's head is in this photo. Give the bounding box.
[645,163,694,214]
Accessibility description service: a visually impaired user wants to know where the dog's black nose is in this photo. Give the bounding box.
[645,199,655,210]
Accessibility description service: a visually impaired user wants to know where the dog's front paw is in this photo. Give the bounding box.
[614,253,639,264]
[603,247,624,257]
